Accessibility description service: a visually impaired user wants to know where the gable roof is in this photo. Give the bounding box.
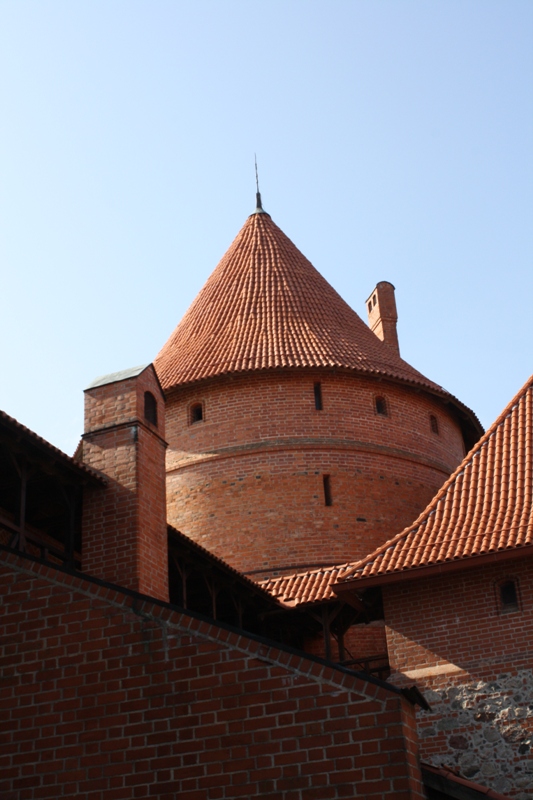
[335,374,533,588]
[154,208,479,436]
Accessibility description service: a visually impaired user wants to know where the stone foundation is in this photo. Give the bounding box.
[415,670,533,799]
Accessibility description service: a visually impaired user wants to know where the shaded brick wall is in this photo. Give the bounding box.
[164,370,465,577]
[382,556,533,797]
[81,367,168,601]
[344,621,389,663]
[0,551,426,800]
[304,621,389,672]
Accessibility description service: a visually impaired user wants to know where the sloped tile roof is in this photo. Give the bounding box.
[168,525,283,606]
[259,565,347,607]
[261,375,533,605]
[336,374,533,586]
[154,210,480,435]
[0,409,105,484]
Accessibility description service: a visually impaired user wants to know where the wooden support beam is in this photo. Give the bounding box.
[321,605,332,661]
[18,463,27,553]
[171,554,191,609]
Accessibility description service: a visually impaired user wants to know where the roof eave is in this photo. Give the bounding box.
[334,543,533,594]
[159,364,482,434]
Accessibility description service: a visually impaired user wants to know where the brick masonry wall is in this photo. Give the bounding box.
[344,621,388,663]
[382,556,533,798]
[164,369,466,577]
[0,550,426,800]
[81,366,168,601]
[304,621,389,672]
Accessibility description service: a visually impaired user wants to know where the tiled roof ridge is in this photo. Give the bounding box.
[153,212,480,437]
[337,373,533,582]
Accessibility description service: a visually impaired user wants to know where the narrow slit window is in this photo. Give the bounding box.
[314,382,323,411]
[367,301,372,313]
[144,391,157,427]
[430,414,439,435]
[499,580,519,613]
[190,403,203,424]
[323,474,332,506]
[375,396,388,416]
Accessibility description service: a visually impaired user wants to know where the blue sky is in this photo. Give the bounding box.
[1,1,531,454]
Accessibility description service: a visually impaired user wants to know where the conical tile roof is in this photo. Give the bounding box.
[154,209,478,432]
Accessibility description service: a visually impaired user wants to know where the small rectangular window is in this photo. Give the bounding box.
[190,403,203,424]
[314,382,323,411]
[375,396,388,416]
[323,474,332,506]
[144,391,158,427]
[499,580,519,613]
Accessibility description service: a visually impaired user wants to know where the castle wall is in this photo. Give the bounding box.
[382,556,533,798]
[0,549,426,800]
[164,370,466,577]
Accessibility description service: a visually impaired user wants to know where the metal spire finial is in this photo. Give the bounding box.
[254,154,264,213]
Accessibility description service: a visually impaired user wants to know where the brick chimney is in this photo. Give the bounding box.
[366,281,400,355]
[80,364,168,601]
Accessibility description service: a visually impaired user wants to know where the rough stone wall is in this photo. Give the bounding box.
[419,668,533,798]
[164,370,465,577]
[382,556,533,797]
[0,550,426,800]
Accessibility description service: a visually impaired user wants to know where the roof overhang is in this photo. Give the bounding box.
[0,410,105,486]
[334,544,533,596]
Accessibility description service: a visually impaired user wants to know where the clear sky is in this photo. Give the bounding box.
[1,1,531,454]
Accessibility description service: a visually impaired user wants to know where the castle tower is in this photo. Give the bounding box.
[80,365,168,600]
[155,201,481,579]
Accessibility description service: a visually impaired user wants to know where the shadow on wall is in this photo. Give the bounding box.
[382,559,533,798]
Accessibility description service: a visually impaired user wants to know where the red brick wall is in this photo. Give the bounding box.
[164,369,465,577]
[0,550,426,800]
[382,556,533,795]
[344,621,388,662]
[304,621,388,672]
[81,366,168,601]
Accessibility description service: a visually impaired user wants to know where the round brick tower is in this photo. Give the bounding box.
[154,199,481,579]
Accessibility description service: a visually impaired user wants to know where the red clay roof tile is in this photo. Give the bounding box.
[337,373,533,585]
[259,566,346,606]
[261,374,533,605]
[154,211,480,434]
